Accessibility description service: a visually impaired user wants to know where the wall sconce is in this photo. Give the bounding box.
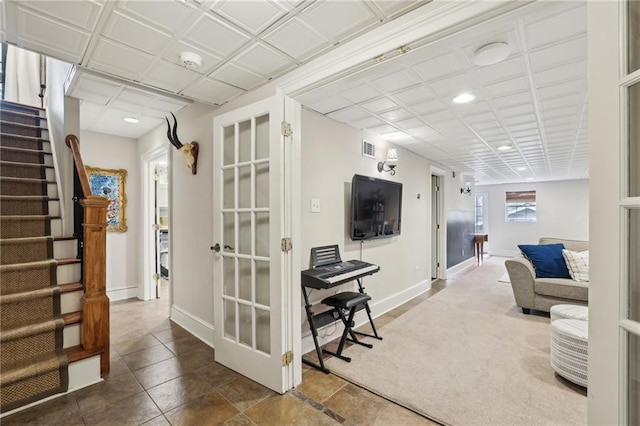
[377,148,398,176]
[460,182,472,195]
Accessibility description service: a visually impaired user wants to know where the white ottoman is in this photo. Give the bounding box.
[550,304,588,322]
[550,319,588,387]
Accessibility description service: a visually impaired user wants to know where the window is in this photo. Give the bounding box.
[474,195,484,233]
[505,191,536,222]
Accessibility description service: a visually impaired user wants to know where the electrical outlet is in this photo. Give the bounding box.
[311,198,321,213]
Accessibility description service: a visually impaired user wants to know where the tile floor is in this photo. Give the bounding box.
[3,279,447,425]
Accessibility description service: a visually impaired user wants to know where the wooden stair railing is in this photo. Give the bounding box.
[65,134,110,376]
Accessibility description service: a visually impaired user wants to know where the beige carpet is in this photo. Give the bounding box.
[324,257,587,426]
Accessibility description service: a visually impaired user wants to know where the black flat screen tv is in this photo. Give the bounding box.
[350,174,402,241]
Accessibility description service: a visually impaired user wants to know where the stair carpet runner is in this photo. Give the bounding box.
[0,101,69,412]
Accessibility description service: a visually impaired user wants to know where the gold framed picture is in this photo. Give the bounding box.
[85,166,128,232]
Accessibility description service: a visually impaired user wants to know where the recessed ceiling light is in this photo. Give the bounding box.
[124,117,139,124]
[516,166,527,171]
[473,42,510,66]
[497,144,512,151]
[453,93,475,104]
[526,177,534,181]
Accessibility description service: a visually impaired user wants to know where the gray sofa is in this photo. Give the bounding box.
[505,237,589,314]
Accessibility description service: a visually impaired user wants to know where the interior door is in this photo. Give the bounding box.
[431,175,441,279]
[212,97,289,393]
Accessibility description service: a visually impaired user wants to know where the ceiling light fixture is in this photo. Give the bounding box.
[473,42,510,66]
[179,51,202,69]
[124,117,139,123]
[497,144,513,151]
[453,93,475,104]
[516,166,527,171]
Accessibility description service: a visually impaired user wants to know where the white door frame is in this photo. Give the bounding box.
[430,166,446,280]
[141,145,170,301]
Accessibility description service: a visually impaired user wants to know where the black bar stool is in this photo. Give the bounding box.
[321,291,373,362]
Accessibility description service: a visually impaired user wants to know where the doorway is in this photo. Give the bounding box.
[142,147,170,301]
[431,173,442,280]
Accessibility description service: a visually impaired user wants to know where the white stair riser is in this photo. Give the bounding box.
[60,290,82,314]
[53,239,76,259]
[50,218,62,237]
[43,155,53,166]
[63,323,80,348]
[47,183,57,198]
[57,262,80,284]
[44,168,55,180]
[48,200,59,216]
[68,355,102,392]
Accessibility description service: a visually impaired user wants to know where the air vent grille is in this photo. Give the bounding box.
[362,140,375,159]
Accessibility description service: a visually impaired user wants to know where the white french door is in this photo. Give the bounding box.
[212,97,291,393]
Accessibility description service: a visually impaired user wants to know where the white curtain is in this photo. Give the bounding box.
[4,45,42,107]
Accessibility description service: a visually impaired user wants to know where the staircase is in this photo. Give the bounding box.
[0,100,102,414]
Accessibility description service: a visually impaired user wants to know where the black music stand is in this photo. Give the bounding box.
[301,245,382,373]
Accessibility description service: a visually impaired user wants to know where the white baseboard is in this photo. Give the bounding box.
[446,257,476,278]
[490,249,519,258]
[301,279,431,355]
[107,286,139,301]
[171,305,215,348]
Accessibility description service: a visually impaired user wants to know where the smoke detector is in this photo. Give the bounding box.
[473,42,510,66]
[179,52,202,70]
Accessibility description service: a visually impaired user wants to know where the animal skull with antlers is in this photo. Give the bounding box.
[166,112,199,175]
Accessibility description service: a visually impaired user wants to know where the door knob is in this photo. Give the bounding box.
[211,243,220,252]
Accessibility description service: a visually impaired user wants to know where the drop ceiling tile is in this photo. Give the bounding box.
[370,0,423,17]
[16,0,103,31]
[372,69,421,93]
[262,16,329,61]
[212,0,288,35]
[503,114,536,126]
[115,88,156,107]
[102,11,172,56]
[411,51,466,82]
[498,104,534,118]
[429,72,476,98]
[462,111,497,124]
[340,83,383,104]
[534,60,586,87]
[232,42,293,77]
[378,108,411,121]
[149,98,190,116]
[410,125,442,140]
[70,74,120,106]
[361,98,398,113]
[508,122,538,132]
[89,38,154,80]
[15,5,91,63]
[410,99,446,115]
[182,77,245,105]
[351,116,386,129]
[143,60,201,93]
[210,63,266,91]
[474,57,526,85]
[307,95,353,114]
[300,0,377,41]
[394,117,425,129]
[391,85,435,106]
[116,0,196,34]
[422,110,455,123]
[539,94,583,111]
[183,13,251,57]
[327,106,369,122]
[537,79,585,101]
[491,92,532,109]
[529,36,587,72]
[368,124,398,135]
[525,4,586,49]
[483,77,529,98]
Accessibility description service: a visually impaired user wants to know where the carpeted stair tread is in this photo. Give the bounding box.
[0,99,45,113]
[1,354,67,387]
[0,286,60,329]
[0,133,50,151]
[0,215,52,238]
[0,110,47,126]
[0,121,48,138]
[0,259,58,295]
[0,161,51,179]
[1,318,63,344]
[0,195,56,216]
[0,145,51,155]
[0,235,53,264]
[1,319,65,367]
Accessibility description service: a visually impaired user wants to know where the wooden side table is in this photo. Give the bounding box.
[474,234,488,264]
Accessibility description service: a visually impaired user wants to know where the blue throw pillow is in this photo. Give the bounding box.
[518,243,571,279]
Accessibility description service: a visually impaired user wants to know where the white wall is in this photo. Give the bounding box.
[79,130,140,301]
[300,109,433,342]
[476,179,589,256]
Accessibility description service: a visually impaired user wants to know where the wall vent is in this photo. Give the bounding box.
[362,140,375,159]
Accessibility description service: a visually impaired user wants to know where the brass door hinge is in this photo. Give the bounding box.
[281,238,292,252]
[152,273,160,281]
[281,121,292,137]
[282,350,293,366]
